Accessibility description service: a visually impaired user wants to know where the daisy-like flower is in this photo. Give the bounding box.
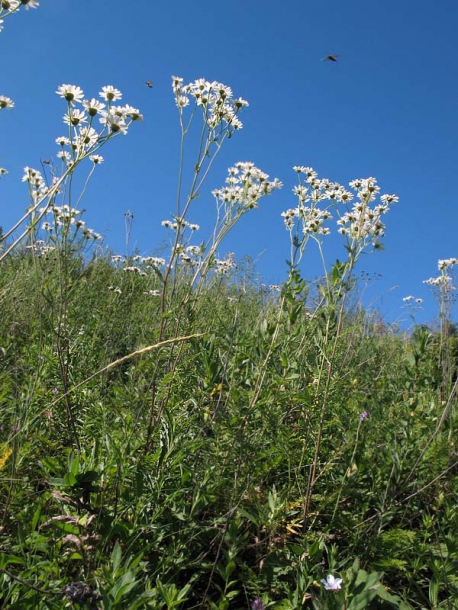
[21,0,39,8]
[55,135,71,147]
[100,111,127,134]
[76,126,98,148]
[56,84,84,105]
[438,258,458,270]
[120,104,143,122]
[171,76,184,93]
[176,94,190,108]
[234,97,249,109]
[99,85,122,102]
[0,20,4,32]
[321,574,342,591]
[83,98,105,117]
[57,150,71,162]
[0,167,8,176]
[2,1,21,9]
[0,95,14,109]
[63,108,87,126]
[89,154,104,164]
[380,193,399,205]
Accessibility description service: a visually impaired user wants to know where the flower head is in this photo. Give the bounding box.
[99,85,122,102]
[56,84,84,105]
[321,574,342,591]
[21,0,39,8]
[2,1,21,10]
[83,98,106,117]
[0,95,14,109]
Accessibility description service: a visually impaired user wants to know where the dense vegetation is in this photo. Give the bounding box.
[1,236,457,609]
[2,5,458,608]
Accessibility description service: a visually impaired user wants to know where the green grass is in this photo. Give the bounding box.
[0,242,457,609]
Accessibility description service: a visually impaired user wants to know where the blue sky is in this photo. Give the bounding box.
[1,0,458,326]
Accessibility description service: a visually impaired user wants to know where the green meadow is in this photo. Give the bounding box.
[1,4,458,609]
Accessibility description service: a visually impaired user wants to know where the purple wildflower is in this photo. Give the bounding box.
[252,599,266,610]
[359,410,368,421]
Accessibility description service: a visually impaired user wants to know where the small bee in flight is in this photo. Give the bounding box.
[145,81,154,88]
[321,54,339,62]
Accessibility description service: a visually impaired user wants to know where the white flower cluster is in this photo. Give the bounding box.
[179,245,204,267]
[55,84,142,164]
[338,179,398,240]
[124,266,148,276]
[214,253,236,275]
[424,257,457,293]
[282,168,398,245]
[161,218,199,232]
[0,0,39,33]
[40,204,102,240]
[424,275,455,290]
[438,258,458,270]
[212,162,282,211]
[111,254,166,269]
[171,76,248,131]
[25,240,55,256]
[22,166,56,205]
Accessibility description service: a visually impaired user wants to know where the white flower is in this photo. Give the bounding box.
[120,104,143,121]
[0,167,8,176]
[99,85,122,102]
[21,0,39,8]
[83,98,106,117]
[438,258,458,270]
[321,574,342,591]
[57,150,71,162]
[63,108,87,126]
[56,84,84,105]
[0,95,14,109]
[144,289,160,296]
[2,1,20,9]
[56,136,71,147]
[100,111,128,134]
[77,126,99,148]
[89,154,104,164]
